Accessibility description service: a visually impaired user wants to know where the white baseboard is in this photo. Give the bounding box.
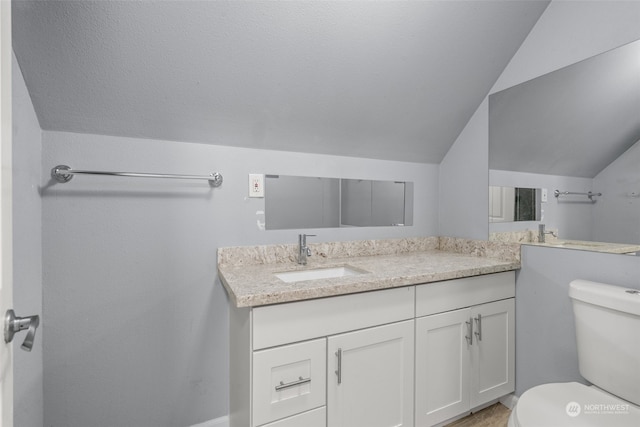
[189,415,229,427]
[500,393,519,410]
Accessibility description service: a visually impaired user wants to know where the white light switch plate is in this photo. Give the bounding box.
[249,174,264,198]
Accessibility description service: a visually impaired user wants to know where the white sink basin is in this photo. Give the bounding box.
[275,266,367,283]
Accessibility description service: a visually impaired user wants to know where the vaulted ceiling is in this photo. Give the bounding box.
[490,38,640,178]
[12,0,549,164]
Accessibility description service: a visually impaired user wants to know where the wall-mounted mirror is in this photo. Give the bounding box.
[489,38,640,247]
[489,186,541,223]
[264,175,414,230]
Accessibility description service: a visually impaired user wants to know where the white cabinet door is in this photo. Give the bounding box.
[415,298,515,426]
[327,320,414,427]
[415,308,471,427]
[470,298,515,408]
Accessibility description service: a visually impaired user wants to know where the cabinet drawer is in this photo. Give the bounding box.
[416,271,515,317]
[260,407,325,427]
[253,286,414,349]
[253,338,326,426]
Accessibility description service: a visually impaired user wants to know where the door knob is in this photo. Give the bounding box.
[4,310,40,352]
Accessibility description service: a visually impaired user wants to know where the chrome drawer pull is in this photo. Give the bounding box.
[275,376,311,391]
[335,348,342,385]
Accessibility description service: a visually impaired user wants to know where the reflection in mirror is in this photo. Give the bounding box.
[264,175,413,230]
[265,176,340,230]
[489,38,640,247]
[341,180,410,227]
[489,187,541,223]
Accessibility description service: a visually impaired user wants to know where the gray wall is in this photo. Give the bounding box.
[516,245,640,395]
[593,138,640,244]
[12,51,43,427]
[41,131,438,427]
[438,98,489,240]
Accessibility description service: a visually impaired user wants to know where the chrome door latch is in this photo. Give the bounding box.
[4,310,40,352]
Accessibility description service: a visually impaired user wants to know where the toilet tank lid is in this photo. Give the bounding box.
[570,280,640,316]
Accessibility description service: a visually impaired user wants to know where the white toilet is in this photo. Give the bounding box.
[508,279,640,426]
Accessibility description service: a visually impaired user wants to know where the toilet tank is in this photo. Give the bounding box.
[569,280,640,406]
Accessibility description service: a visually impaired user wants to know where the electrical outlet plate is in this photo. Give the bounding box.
[541,188,548,203]
[249,174,264,198]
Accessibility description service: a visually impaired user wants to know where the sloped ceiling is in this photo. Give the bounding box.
[489,38,640,178]
[12,0,549,163]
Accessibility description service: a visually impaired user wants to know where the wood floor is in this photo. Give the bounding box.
[444,403,511,427]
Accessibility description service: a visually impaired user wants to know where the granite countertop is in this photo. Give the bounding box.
[491,231,640,254]
[218,237,521,308]
[525,239,640,254]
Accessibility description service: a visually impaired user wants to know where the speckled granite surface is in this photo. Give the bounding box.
[526,240,640,254]
[490,230,640,254]
[217,236,441,266]
[218,237,521,307]
[490,230,539,244]
[490,229,559,244]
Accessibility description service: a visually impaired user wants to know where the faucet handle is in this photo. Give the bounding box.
[299,233,316,244]
[304,235,316,256]
[298,234,317,265]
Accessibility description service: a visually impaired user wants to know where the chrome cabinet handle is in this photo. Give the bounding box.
[4,310,40,352]
[474,314,482,342]
[335,348,342,384]
[275,376,311,391]
[465,318,473,346]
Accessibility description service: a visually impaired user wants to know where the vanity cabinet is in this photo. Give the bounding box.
[414,273,515,426]
[228,271,515,427]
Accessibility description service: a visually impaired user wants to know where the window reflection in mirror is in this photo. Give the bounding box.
[264,175,413,230]
[489,186,541,223]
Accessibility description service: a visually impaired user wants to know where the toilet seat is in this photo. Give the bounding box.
[510,382,640,427]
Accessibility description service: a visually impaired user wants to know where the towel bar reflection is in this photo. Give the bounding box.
[554,190,601,200]
[51,165,223,187]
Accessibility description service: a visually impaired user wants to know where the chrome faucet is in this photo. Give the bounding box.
[298,234,316,265]
[538,224,557,243]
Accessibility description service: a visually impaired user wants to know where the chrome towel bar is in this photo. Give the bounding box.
[554,190,601,200]
[51,165,223,187]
